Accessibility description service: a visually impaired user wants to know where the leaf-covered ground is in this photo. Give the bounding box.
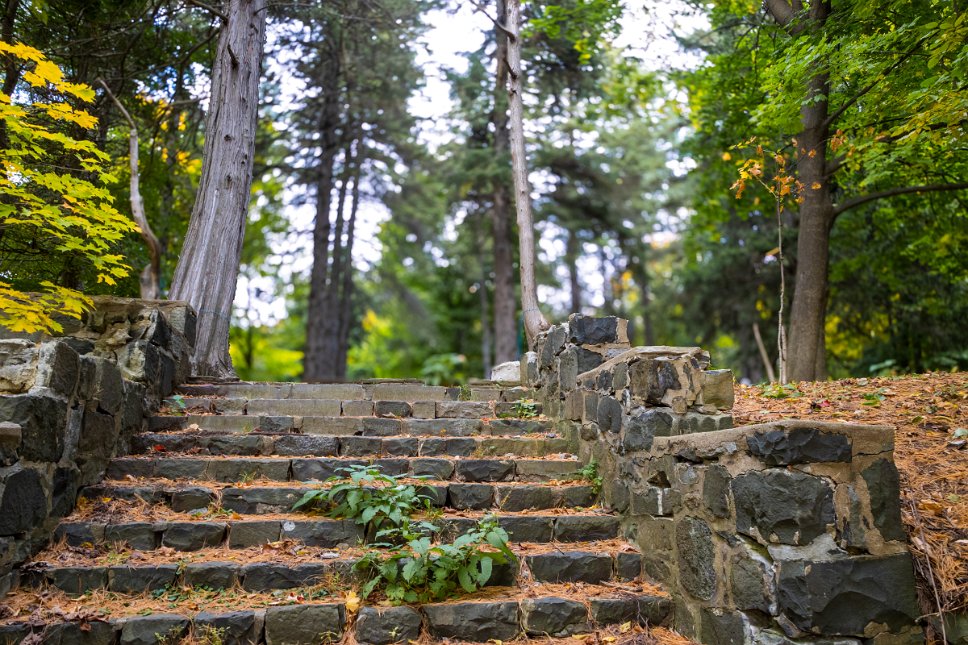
[734,372,968,617]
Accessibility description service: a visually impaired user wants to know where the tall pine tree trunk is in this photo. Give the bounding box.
[303,70,341,381]
[491,0,517,363]
[168,0,266,378]
[506,0,549,345]
[565,227,581,314]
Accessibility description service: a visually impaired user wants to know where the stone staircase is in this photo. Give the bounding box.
[0,380,675,644]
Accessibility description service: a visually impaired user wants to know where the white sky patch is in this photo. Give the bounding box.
[235,1,709,326]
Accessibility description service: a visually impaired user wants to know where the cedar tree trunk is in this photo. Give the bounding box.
[168,0,267,378]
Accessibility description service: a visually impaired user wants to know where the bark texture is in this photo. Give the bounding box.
[505,0,550,346]
[491,0,517,364]
[168,0,267,378]
[763,0,832,382]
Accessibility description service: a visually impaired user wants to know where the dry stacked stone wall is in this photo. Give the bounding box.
[0,297,194,593]
[525,314,921,645]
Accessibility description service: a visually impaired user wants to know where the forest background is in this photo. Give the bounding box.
[1,0,966,385]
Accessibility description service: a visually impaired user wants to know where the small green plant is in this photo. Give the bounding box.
[458,384,472,401]
[292,465,432,538]
[355,517,515,603]
[509,399,540,418]
[759,382,802,399]
[169,394,188,415]
[192,625,227,645]
[862,388,888,406]
[576,459,603,495]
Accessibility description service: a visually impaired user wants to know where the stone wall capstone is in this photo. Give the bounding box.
[526,314,922,644]
[0,297,195,594]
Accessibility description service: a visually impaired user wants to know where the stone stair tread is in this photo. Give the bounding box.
[0,579,672,644]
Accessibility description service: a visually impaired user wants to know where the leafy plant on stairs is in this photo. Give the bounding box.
[292,465,432,539]
[577,458,603,496]
[499,398,540,419]
[355,517,515,603]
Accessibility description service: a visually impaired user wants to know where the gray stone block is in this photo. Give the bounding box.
[747,426,851,465]
[418,437,476,457]
[340,436,383,456]
[184,562,240,589]
[108,564,179,592]
[526,552,614,583]
[171,487,214,512]
[120,614,188,645]
[194,610,261,645]
[104,523,157,550]
[522,597,589,636]
[499,516,554,542]
[273,435,340,457]
[732,470,835,545]
[448,483,494,509]
[455,459,514,482]
[47,566,107,594]
[161,522,225,551]
[0,465,48,536]
[676,516,716,601]
[374,401,411,418]
[423,600,520,641]
[381,437,419,457]
[355,606,421,645]
[341,399,374,417]
[264,604,344,644]
[777,553,919,636]
[554,515,620,542]
[242,563,327,591]
[411,458,454,480]
[228,521,281,547]
[362,418,402,437]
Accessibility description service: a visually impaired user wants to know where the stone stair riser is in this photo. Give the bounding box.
[132,432,574,458]
[106,456,582,483]
[148,415,554,437]
[56,515,620,550]
[82,482,599,513]
[27,549,641,595]
[0,594,671,644]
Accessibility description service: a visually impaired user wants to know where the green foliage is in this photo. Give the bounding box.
[0,41,137,333]
[354,517,515,603]
[292,465,432,537]
[576,458,602,495]
[499,399,540,419]
[759,383,802,399]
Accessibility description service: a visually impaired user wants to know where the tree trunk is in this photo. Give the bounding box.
[168,0,266,379]
[786,3,832,382]
[303,68,342,381]
[335,158,360,381]
[505,0,549,345]
[491,0,517,363]
[565,227,581,314]
[476,213,493,377]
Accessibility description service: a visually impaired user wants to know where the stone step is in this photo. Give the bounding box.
[56,513,620,550]
[132,431,574,458]
[177,381,461,402]
[163,397,541,420]
[0,587,672,643]
[148,414,555,437]
[25,544,642,595]
[105,455,583,483]
[82,480,600,513]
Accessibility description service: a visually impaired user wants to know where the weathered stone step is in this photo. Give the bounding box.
[148,414,555,437]
[56,513,620,550]
[132,431,574,458]
[106,455,582,483]
[0,588,672,643]
[178,381,461,402]
[26,545,641,595]
[82,480,600,513]
[163,397,542,420]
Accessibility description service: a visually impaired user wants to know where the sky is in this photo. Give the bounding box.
[234,1,709,325]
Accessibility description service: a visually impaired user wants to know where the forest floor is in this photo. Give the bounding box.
[733,371,968,621]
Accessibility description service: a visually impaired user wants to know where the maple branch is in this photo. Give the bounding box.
[832,182,968,219]
[823,35,931,130]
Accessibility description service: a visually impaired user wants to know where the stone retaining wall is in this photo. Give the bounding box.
[0,297,195,593]
[526,315,921,644]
